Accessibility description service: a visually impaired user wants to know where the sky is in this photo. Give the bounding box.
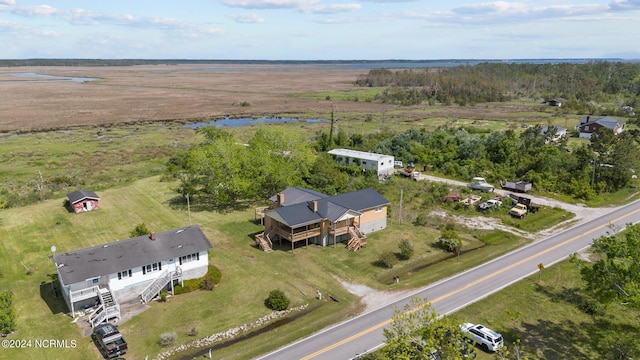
[1,0,639,60]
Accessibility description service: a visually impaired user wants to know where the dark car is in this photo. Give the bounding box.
[91,323,128,359]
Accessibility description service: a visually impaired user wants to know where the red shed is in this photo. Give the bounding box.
[67,189,100,213]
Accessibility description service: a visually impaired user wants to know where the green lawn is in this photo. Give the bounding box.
[454,260,640,359]
[1,173,563,360]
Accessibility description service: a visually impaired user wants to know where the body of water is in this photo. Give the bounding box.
[9,72,99,83]
[185,116,328,129]
[189,58,632,72]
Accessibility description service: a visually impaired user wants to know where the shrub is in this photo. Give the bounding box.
[378,251,398,268]
[0,291,17,335]
[158,332,177,347]
[199,275,214,291]
[159,290,168,302]
[414,213,428,226]
[579,299,606,316]
[265,289,290,311]
[130,222,150,237]
[398,239,414,260]
[437,229,461,252]
[187,326,198,337]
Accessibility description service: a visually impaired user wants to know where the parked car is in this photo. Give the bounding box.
[460,322,504,352]
[92,323,128,359]
[477,199,502,211]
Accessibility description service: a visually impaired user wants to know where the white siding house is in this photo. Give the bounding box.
[328,148,395,177]
[53,225,212,327]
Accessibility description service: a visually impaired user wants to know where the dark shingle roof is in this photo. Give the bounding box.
[265,187,389,227]
[268,186,327,206]
[54,224,212,285]
[67,189,100,204]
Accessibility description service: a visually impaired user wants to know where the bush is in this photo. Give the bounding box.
[437,229,461,252]
[265,289,290,311]
[0,291,16,335]
[130,222,150,237]
[159,290,168,302]
[187,326,198,337]
[158,332,177,347]
[414,213,428,226]
[398,239,414,260]
[199,275,214,291]
[378,251,398,268]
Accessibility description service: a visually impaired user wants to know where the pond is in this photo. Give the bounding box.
[185,116,328,129]
[9,72,99,83]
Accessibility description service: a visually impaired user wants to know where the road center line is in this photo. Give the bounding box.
[300,206,640,360]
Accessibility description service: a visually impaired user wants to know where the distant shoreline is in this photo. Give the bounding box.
[0,58,637,69]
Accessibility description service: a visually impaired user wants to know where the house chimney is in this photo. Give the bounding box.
[150,232,156,240]
[586,115,590,123]
[310,200,318,212]
[277,193,285,205]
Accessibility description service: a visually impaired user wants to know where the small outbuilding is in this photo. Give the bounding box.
[67,189,100,213]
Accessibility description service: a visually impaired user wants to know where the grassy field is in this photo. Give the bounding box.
[0,168,575,360]
[454,260,640,359]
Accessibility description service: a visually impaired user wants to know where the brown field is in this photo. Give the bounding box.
[0,64,389,132]
[0,64,556,133]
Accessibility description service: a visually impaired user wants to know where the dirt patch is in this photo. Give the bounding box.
[339,279,414,312]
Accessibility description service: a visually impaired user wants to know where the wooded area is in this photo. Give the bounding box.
[356,62,640,114]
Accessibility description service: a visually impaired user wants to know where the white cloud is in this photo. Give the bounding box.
[221,0,318,10]
[302,3,361,14]
[227,12,265,23]
[0,0,15,5]
[609,0,640,10]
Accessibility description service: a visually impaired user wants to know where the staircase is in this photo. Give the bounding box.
[255,228,275,252]
[89,288,120,327]
[347,227,367,252]
[140,269,173,304]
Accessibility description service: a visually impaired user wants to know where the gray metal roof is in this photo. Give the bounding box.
[328,148,393,162]
[268,186,327,206]
[266,187,389,228]
[579,116,624,129]
[54,224,212,285]
[67,189,100,204]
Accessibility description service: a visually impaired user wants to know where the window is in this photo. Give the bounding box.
[86,277,99,286]
[362,161,367,165]
[375,206,382,213]
[179,252,200,265]
[117,269,132,280]
[142,262,162,275]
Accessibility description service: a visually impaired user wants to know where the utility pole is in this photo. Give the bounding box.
[186,193,191,224]
[399,188,403,225]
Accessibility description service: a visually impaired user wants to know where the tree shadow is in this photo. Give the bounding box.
[39,275,67,315]
[167,194,258,214]
[503,282,640,358]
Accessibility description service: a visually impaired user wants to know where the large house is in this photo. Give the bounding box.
[328,148,395,177]
[576,116,625,139]
[256,187,389,251]
[67,189,100,213]
[53,225,212,327]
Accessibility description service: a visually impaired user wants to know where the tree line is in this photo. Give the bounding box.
[355,62,640,113]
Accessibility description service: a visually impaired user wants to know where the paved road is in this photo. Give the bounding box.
[257,198,640,360]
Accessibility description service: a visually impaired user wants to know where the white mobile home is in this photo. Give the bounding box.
[328,148,395,177]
